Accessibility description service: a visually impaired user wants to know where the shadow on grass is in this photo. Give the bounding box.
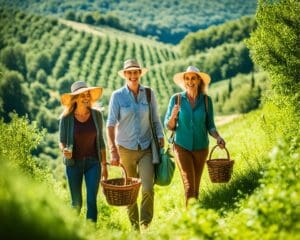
[199,162,263,212]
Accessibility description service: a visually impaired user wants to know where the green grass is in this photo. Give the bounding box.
[0,99,299,239]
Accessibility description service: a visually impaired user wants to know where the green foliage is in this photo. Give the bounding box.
[0,45,27,76]
[211,72,268,115]
[0,70,30,121]
[0,115,90,239]
[180,16,257,57]
[0,165,86,240]
[223,85,261,114]
[0,0,257,44]
[0,114,44,174]
[247,0,300,110]
[64,9,76,21]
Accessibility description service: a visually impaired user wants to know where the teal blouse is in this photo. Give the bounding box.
[59,108,106,162]
[164,92,217,151]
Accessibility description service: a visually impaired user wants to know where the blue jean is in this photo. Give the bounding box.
[66,157,101,222]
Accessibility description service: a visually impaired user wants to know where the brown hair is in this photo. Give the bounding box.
[60,95,79,118]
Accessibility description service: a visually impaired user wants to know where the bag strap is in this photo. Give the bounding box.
[204,94,209,129]
[168,93,181,143]
[173,93,181,130]
[145,87,161,162]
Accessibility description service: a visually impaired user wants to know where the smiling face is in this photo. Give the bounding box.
[75,91,92,108]
[124,69,142,89]
[183,72,202,93]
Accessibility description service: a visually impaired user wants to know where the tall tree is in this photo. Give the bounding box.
[247,0,300,109]
[0,46,27,77]
[0,71,30,122]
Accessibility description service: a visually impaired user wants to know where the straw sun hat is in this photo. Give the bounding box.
[118,59,148,79]
[60,81,103,106]
[173,66,211,90]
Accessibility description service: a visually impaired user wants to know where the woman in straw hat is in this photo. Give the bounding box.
[107,59,164,230]
[164,66,225,207]
[59,81,107,222]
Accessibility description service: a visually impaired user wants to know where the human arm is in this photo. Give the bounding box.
[209,130,226,149]
[59,142,73,159]
[106,92,120,165]
[107,126,120,165]
[100,148,108,180]
[206,96,225,148]
[58,116,72,159]
[164,95,179,130]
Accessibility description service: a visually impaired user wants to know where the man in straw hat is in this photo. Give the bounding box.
[107,59,164,230]
[164,66,225,207]
[59,81,107,223]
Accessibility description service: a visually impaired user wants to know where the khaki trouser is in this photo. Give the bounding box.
[118,145,154,229]
[173,143,208,207]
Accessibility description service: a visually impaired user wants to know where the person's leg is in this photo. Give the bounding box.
[118,145,140,230]
[192,149,209,199]
[138,148,154,227]
[84,158,101,222]
[66,160,84,214]
[173,144,196,207]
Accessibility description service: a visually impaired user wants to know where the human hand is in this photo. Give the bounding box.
[63,147,72,159]
[159,137,165,148]
[217,136,226,149]
[110,147,120,166]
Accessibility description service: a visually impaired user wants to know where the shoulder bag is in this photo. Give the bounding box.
[145,88,175,186]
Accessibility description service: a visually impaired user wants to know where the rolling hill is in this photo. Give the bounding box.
[0,0,257,44]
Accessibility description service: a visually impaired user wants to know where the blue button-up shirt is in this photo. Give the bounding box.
[107,85,163,150]
[164,92,217,151]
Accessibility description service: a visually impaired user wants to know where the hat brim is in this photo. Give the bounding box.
[118,67,148,79]
[61,87,103,106]
[173,71,211,90]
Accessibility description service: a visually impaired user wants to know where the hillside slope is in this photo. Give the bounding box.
[0,0,257,44]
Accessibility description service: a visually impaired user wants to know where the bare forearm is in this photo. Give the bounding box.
[167,117,177,130]
[107,126,117,150]
[100,149,106,164]
[209,130,221,139]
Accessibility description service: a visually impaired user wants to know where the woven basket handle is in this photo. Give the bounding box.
[208,145,230,161]
[119,163,128,185]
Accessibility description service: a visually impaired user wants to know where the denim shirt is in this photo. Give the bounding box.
[164,92,217,151]
[59,108,106,162]
[106,85,163,150]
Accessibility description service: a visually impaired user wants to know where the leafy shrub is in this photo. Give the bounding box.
[247,0,300,110]
[0,45,27,76]
[0,70,30,122]
[0,114,44,174]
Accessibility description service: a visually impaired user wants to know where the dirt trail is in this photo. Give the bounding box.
[59,19,105,37]
[215,114,241,126]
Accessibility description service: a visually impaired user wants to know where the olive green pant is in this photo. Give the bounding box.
[118,145,154,229]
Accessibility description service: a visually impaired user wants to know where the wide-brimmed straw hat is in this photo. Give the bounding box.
[118,59,148,79]
[60,81,103,106]
[173,66,211,90]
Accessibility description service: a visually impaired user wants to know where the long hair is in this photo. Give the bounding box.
[60,95,79,118]
[198,76,207,94]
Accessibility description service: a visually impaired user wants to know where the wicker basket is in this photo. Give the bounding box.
[101,164,141,206]
[207,145,234,183]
